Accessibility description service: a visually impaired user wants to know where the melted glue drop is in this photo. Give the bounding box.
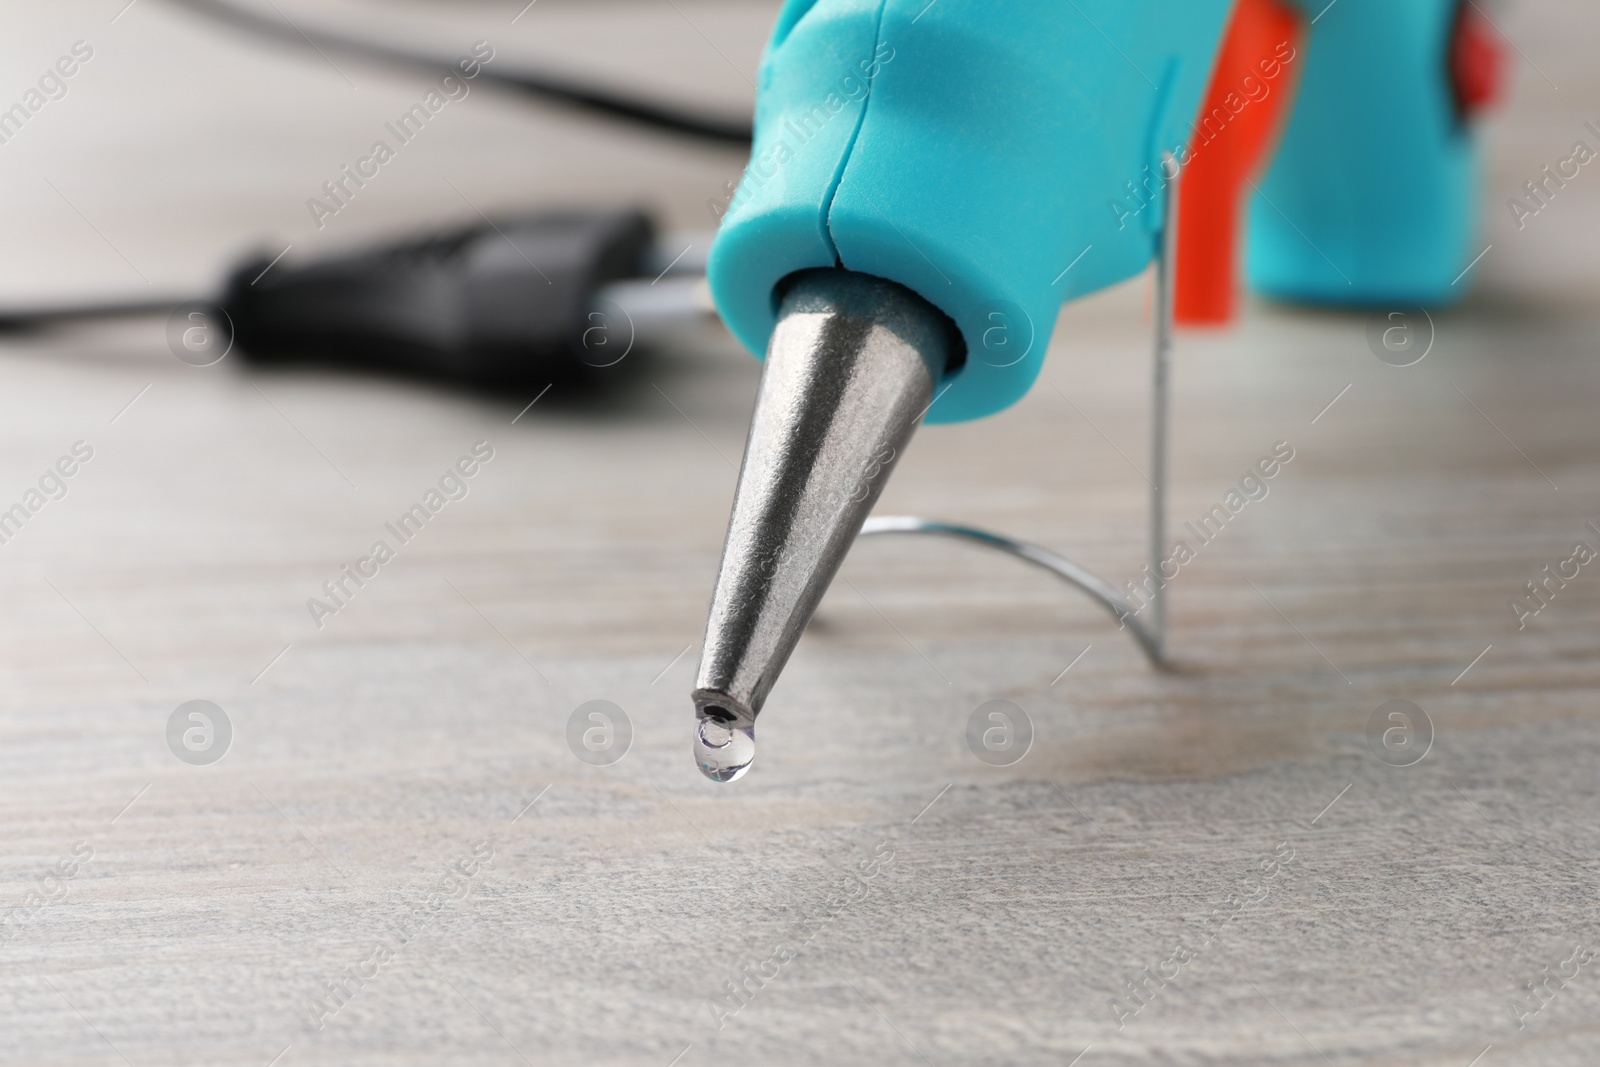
[695,717,756,783]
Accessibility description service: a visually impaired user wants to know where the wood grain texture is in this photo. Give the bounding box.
[0,1,1597,1064]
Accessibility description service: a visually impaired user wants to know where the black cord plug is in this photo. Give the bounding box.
[223,208,656,389]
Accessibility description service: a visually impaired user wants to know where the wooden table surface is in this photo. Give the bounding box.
[0,1,1597,1064]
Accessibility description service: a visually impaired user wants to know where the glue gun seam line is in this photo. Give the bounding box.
[818,0,892,269]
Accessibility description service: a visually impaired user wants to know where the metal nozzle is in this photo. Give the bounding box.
[692,268,956,742]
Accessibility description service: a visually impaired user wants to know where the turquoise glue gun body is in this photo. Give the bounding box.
[709,0,1485,422]
[709,0,1234,424]
[1251,0,1484,305]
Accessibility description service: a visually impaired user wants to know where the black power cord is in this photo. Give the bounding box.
[166,0,754,145]
[0,298,200,331]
